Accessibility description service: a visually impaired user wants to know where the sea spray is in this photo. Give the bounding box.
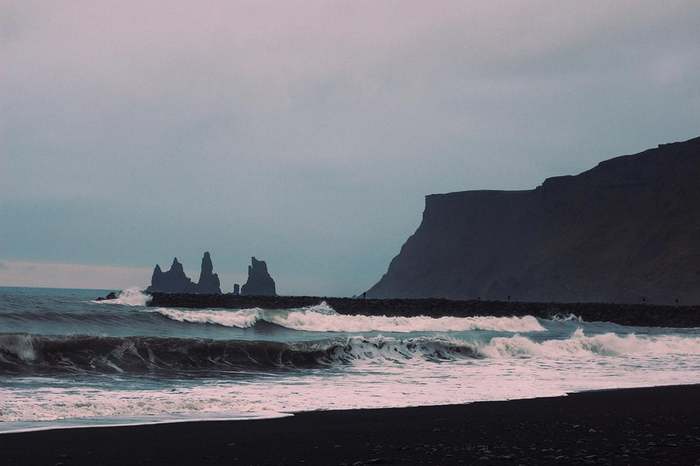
[93,287,151,306]
[479,328,700,358]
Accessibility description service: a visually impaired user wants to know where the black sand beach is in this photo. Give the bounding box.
[2,384,699,465]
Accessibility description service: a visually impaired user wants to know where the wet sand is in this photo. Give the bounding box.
[2,384,699,465]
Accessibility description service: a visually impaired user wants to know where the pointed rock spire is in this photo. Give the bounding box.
[170,257,184,273]
[241,257,276,296]
[146,257,196,293]
[197,251,221,294]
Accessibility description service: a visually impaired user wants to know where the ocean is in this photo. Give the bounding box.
[1,286,699,434]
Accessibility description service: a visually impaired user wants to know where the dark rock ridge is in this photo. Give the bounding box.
[368,136,700,304]
[146,293,700,328]
[241,257,276,296]
[147,252,221,294]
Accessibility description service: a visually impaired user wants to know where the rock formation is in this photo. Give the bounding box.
[148,258,197,293]
[233,284,240,295]
[95,291,118,301]
[241,257,276,296]
[196,251,221,294]
[367,136,700,304]
[147,252,222,294]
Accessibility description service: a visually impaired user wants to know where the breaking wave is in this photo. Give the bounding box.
[550,313,583,322]
[93,288,150,306]
[152,302,547,333]
[0,333,479,375]
[480,328,700,358]
[2,330,699,376]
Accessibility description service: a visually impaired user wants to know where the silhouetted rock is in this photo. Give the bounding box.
[233,284,240,295]
[367,136,700,304]
[147,257,197,293]
[95,291,118,301]
[241,257,276,296]
[197,251,221,294]
[147,253,224,294]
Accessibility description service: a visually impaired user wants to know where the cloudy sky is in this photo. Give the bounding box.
[1,0,699,294]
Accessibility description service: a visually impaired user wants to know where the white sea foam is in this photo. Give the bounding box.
[323,331,700,363]
[3,331,700,427]
[153,307,262,328]
[93,287,151,306]
[479,328,700,358]
[550,313,583,322]
[152,302,546,333]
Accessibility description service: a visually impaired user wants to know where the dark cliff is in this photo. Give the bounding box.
[367,136,700,304]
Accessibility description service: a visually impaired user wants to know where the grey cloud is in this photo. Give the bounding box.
[1,0,699,294]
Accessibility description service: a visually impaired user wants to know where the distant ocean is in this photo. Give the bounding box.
[1,286,699,433]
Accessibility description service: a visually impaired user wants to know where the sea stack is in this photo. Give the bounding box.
[196,251,221,294]
[147,252,222,294]
[147,258,197,293]
[241,257,276,296]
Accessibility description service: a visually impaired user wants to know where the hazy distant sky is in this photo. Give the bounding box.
[1,1,699,294]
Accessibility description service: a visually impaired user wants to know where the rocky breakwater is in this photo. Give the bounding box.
[145,294,700,328]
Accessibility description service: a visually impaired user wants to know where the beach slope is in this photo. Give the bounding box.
[2,384,699,465]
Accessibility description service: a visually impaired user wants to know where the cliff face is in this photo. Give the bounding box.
[368,136,700,304]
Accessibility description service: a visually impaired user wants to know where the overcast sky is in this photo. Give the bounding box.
[1,0,699,294]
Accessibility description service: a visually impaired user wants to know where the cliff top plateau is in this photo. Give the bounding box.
[367,136,700,304]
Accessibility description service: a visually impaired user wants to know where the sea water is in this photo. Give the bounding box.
[1,286,699,433]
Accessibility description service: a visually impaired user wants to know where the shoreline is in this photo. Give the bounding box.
[3,384,699,465]
[0,412,292,436]
[147,292,700,328]
[2,382,696,436]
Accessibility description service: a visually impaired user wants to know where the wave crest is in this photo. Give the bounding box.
[0,333,479,375]
[2,330,699,376]
[480,328,700,358]
[152,302,546,333]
